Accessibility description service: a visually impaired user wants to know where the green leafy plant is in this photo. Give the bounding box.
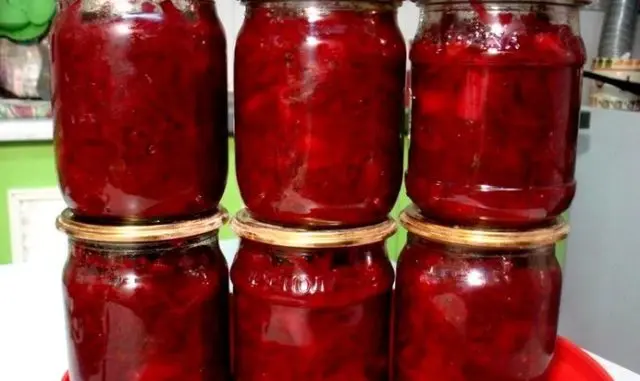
[0,0,55,41]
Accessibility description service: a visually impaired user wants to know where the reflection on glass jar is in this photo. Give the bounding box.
[394,206,567,381]
[406,0,586,227]
[52,0,228,222]
[230,209,396,381]
[234,0,406,227]
[58,209,231,381]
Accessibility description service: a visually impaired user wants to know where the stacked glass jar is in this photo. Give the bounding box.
[395,0,586,380]
[406,0,585,228]
[230,210,397,380]
[51,1,231,380]
[232,0,406,379]
[394,206,569,381]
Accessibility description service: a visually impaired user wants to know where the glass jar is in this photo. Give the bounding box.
[230,209,396,380]
[406,0,586,227]
[234,0,406,227]
[52,0,229,223]
[57,208,231,381]
[394,205,567,381]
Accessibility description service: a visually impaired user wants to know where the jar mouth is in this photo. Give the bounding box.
[56,207,228,243]
[231,209,396,248]
[400,205,569,249]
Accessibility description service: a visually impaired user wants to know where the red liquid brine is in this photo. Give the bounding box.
[394,207,566,381]
[52,0,228,222]
[234,0,406,227]
[59,211,231,381]
[407,1,586,227]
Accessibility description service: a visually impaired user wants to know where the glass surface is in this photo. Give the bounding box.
[394,233,562,381]
[231,239,394,380]
[406,1,585,227]
[52,0,228,222]
[234,0,406,227]
[63,235,230,381]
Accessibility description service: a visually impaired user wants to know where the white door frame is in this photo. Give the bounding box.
[7,187,63,264]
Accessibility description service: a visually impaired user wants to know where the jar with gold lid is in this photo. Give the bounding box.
[57,208,231,381]
[393,205,568,381]
[230,209,396,381]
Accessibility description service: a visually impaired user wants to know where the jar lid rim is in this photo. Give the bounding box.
[231,209,397,248]
[56,207,228,243]
[400,205,569,248]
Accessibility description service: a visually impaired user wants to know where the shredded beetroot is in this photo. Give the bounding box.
[63,236,230,381]
[394,234,562,381]
[234,2,406,227]
[406,5,585,227]
[52,0,228,222]
[230,240,395,381]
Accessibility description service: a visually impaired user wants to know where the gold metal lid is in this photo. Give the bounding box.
[400,205,569,249]
[56,207,229,243]
[231,209,397,248]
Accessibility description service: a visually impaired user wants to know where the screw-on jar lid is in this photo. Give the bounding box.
[231,208,397,248]
[400,205,569,249]
[56,207,228,243]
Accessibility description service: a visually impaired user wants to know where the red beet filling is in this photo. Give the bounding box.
[63,235,231,381]
[230,239,395,381]
[52,0,229,222]
[406,4,585,227]
[234,1,406,227]
[394,233,562,381]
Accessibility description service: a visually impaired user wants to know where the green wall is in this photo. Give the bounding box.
[0,139,564,265]
[0,142,58,263]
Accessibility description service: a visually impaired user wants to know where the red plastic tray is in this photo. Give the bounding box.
[550,337,614,381]
[60,337,613,381]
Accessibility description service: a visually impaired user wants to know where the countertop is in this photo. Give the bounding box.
[0,262,638,381]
